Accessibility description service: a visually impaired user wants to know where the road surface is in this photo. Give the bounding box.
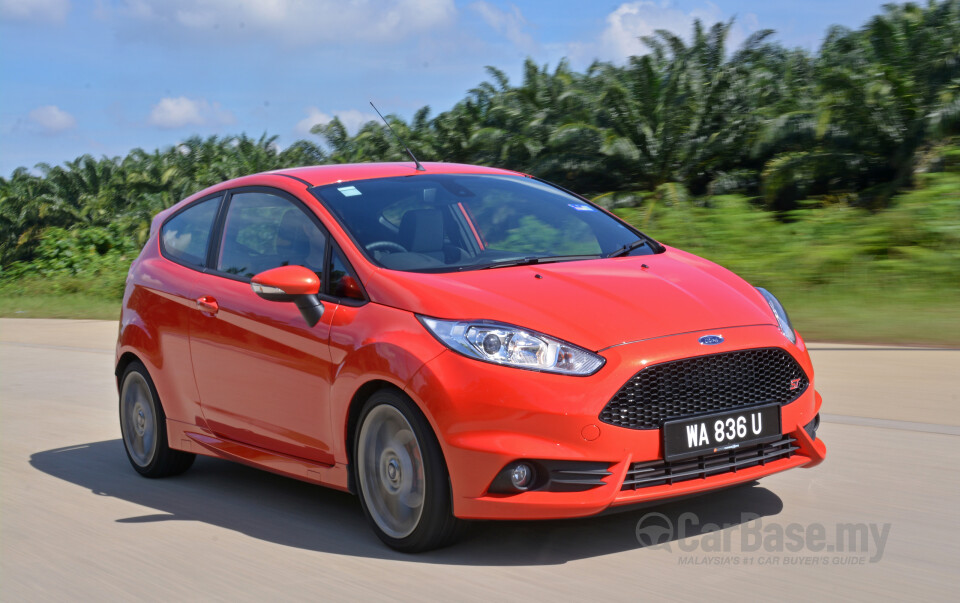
[1,319,958,600]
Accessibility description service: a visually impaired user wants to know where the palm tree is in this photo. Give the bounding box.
[5,1,960,276]
[760,1,960,208]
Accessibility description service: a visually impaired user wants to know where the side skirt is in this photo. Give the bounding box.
[165,419,352,493]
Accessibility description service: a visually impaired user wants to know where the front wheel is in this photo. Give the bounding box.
[119,361,195,478]
[354,389,462,552]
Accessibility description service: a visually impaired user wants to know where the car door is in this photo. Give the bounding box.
[188,187,339,465]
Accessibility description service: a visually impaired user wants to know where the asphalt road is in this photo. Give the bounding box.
[1,319,958,601]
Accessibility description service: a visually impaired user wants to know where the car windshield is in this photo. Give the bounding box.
[310,173,656,273]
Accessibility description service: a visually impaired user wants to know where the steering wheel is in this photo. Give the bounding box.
[366,240,407,254]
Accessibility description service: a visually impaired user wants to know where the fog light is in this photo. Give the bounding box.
[510,463,534,490]
[488,460,543,493]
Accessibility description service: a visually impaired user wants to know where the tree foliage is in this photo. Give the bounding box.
[0,135,324,271]
[3,1,960,277]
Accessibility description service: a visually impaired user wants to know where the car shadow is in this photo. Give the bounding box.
[30,440,784,565]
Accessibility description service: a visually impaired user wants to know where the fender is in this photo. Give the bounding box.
[116,244,205,429]
[326,302,446,465]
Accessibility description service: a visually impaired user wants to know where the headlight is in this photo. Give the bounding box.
[418,317,605,376]
[756,287,797,344]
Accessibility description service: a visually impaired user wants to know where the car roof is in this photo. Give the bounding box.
[264,162,522,187]
[151,162,528,238]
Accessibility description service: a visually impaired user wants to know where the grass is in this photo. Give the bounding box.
[2,171,958,345]
[776,287,960,346]
[0,293,120,320]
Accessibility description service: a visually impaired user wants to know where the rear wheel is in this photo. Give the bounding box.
[119,362,195,477]
[354,389,462,552]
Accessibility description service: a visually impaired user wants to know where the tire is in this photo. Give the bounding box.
[119,361,195,478]
[354,389,462,552]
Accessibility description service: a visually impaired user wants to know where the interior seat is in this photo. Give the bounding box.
[399,208,461,263]
[276,209,311,267]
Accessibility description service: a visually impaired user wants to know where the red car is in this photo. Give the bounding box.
[116,162,826,552]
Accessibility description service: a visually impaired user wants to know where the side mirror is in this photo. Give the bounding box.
[251,265,324,327]
[336,275,364,300]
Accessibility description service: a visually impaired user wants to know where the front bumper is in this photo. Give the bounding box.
[405,324,827,520]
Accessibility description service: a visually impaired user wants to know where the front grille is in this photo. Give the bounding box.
[621,436,798,490]
[599,348,808,430]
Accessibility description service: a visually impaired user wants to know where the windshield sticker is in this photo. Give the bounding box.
[338,186,362,197]
[568,203,595,212]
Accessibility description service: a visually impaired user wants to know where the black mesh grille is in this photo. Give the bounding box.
[600,348,808,430]
[622,436,798,490]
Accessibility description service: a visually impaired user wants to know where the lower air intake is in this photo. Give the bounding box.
[621,436,798,490]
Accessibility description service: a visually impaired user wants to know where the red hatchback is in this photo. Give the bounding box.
[116,162,826,551]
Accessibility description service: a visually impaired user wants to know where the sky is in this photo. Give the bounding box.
[0,0,894,178]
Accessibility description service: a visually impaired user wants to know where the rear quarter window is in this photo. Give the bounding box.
[160,196,220,267]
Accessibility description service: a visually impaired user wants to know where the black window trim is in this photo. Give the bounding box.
[325,242,367,307]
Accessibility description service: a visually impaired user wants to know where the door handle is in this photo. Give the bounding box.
[196,296,219,314]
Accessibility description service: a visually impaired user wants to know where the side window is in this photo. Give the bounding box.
[328,247,364,300]
[217,192,327,279]
[161,196,220,267]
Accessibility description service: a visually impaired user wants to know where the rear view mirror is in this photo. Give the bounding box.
[251,265,324,326]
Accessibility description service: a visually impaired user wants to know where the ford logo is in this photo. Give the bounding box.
[698,335,724,345]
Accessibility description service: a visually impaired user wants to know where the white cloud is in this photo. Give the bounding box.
[601,1,722,60]
[470,2,535,54]
[571,1,750,65]
[28,105,76,133]
[0,0,69,23]
[296,108,332,135]
[147,96,235,129]
[296,107,377,136]
[111,0,456,45]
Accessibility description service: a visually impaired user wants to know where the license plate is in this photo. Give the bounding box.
[662,404,782,461]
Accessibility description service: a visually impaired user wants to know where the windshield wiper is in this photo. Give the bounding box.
[606,239,648,258]
[471,254,600,270]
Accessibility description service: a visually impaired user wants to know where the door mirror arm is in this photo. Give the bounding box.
[251,265,324,327]
[292,294,324,327]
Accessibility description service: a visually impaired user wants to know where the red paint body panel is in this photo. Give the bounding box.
[324,303,447,466]
[117,240,206,428]
[188,271,337,465]
[405,325,824,519]
[269,161,520,187]
[365,247,775,351]
[118,162,826,523]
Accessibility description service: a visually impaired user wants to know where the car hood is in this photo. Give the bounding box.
[363,247,777,351]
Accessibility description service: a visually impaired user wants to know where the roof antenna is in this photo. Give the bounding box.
[370,101,425,171]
